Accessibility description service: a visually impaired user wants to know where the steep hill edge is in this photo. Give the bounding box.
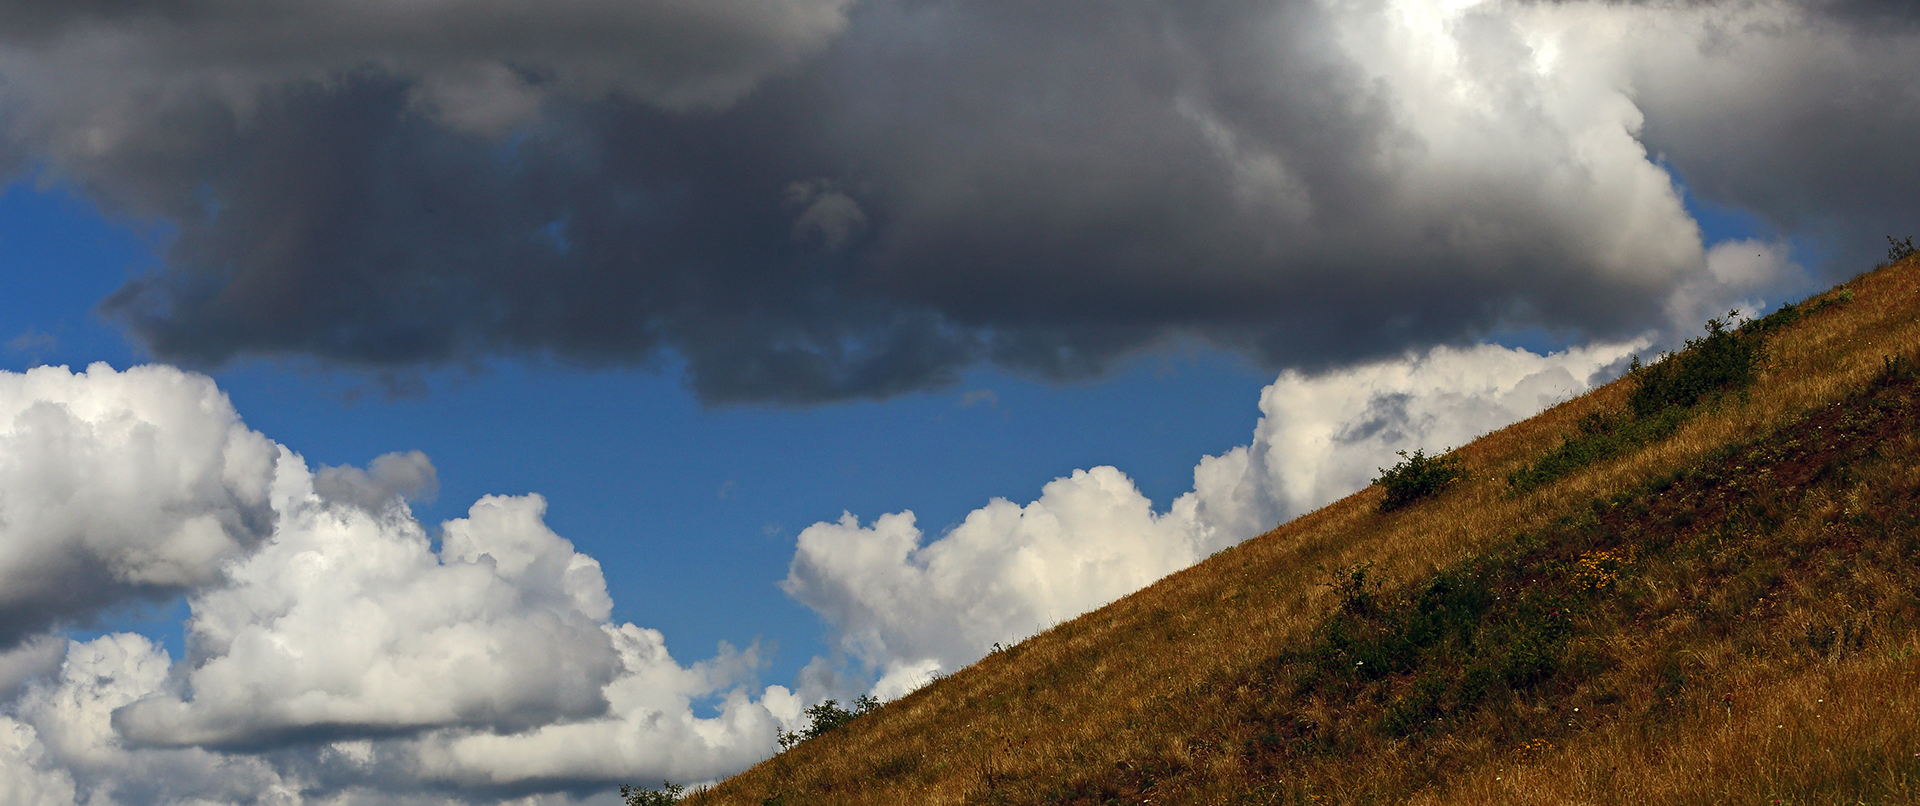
[689,254,1920,806]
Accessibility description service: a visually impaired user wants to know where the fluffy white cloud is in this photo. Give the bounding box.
[114,487,624,748]
[0,364,794,802]
[1187,340,1644,543]
[7,633,300,806]
[1,350,1650,799]
[784,467,1199,694]
[0,714,76,806]
[409,626,793,788]
[784,340,1642,691]
[0,364,279,647]
[1,626,788,805]
[1325,0,1704,288]
[106,456,800,785]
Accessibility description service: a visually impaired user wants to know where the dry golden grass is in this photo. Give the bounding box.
[685,254,1920,806]
[1428,644,1920,806]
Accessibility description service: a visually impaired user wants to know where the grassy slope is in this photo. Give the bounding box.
[693,255,1920,806]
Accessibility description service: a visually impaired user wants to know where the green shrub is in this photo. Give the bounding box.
[776,694,881,750]
[1511,313,1768,494]
[1746,300,1803,334]
[621,781,685,806]
[1374,448,1465,512]
[1298,553,1574,739]
[1628,312,1760,418]
[1745,285,1851,337]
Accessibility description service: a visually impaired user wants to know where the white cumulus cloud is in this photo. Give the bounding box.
[113,487,624,748]
[783,340,1643,693]
[8,633,300,806]
[0,364,799,802]
[783,466,1199,697]
[0,713,77,806]
[0,363,279,648]
[409,626,794,788]
[1188,340,1644,542]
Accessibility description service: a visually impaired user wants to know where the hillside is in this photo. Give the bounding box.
[683,252,1920,805]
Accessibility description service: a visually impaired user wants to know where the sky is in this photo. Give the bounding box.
[0,0,1914,803]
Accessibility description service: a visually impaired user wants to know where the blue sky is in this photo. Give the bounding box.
[0,177,1280,691]
[1,151,1803,718]
[0,0,1913,803]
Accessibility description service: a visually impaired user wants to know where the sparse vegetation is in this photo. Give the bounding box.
[1374,448,1465,511]
[1883,234,1915,267]
[775,695,879,751]
[661,254,1920,806]
[1510,309,1795,493]
[1271,359,1920,775]
[621,781,685,806]
[1627,312,1762,417]
[1504,407,1686,492]
[1294,541,1578,741]
[1875,352,1918,385]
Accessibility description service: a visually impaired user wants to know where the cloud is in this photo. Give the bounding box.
[785,179,868,251]
[1664,239,1807,331]
[313,449,441,511]
[783,467,1199,692]
[0,636,64,703]
[1187,339,1644,538]
[7,633,300,806]
[2,349,1647,799]
[405,628,794,789]
[0,363,279,649]
[113,488,624,749]
[0,0,1907,402]
[1627,1,1920,246]
[3,627,788,804]
[0,364,798,801]
[0,0,854,125]
[0,713,77,806]
[783,340,1640,689]
[5,330,57,355]
[958,389,999,409]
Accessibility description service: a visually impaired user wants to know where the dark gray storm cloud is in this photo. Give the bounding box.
[2,0,1916,403]
[1630,10,1920,249]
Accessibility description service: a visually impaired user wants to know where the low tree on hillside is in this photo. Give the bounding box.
[1374,448,1465,512]
[777,694,880,750]
[620,780,684,806]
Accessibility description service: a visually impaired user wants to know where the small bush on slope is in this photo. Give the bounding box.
[1375,448,1466,512]
[1627,312,1761,417]
[620,781,685,806]
[776,695,879,751]
[1505,407,1688,493]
